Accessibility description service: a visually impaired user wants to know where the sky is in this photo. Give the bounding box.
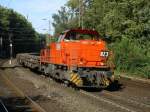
[0,0,67,34]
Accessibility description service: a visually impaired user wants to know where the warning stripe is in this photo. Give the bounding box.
[103,78,108,86]
[100,76,110,86]
[70,73,74,78]
[71,75,78,81]
[73,77,80,83]
[70,73,82,86]
[75,79,82,85]
[105,80,109,86]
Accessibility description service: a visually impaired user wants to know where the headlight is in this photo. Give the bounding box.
[100,51,109,57]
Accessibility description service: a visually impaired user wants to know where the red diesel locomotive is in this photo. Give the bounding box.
[40,29,115,87]
[17,29,115,88]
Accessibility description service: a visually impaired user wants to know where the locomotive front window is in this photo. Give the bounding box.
[65,32,99,41]
[76,34,99,40]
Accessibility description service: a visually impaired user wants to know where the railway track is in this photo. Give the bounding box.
[80,90,136,112]
[0,100,8,112]
[79,79,150,112]
[17,66,150,112]
[1,60,149,112]
[0,69,47,112]
[80,90,150,112]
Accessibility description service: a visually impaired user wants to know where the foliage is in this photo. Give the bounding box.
[52,0,150,78]
[0,6,40,57]
[110,37,150,78]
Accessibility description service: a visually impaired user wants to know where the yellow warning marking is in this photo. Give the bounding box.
[73,76,79,81]
[71,75,77,81]
[71,75,78,81]
[102,78,109,86]
[75,79,82,85]
[70,73,83,86]
[73,77,80,83]
[70,73,74,77]
[105,80,109,86]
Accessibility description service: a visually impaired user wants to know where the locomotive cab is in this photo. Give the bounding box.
[58,29,100,42]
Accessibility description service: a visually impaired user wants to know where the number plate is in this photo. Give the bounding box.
[100,51,109,57]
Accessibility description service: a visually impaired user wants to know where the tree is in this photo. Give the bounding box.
[0,6,40,57]
[52,0,150,77]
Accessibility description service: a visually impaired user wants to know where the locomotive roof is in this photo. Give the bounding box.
[63,29,100,36]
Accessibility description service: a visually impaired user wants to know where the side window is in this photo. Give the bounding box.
[57,33,66,42]
[58,34,63,42]
[64,32,76,41]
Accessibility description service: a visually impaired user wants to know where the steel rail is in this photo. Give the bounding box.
[0,70,47,112]
[0,100,9,112]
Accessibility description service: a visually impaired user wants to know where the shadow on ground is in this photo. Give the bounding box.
[0,95,50,112]
[81,80,124,92]
[105,80,125,92]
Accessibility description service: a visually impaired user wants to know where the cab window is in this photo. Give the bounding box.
[64,32,99,41]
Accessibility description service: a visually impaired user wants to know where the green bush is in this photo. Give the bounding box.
[110,37,150,78]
